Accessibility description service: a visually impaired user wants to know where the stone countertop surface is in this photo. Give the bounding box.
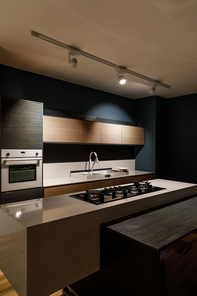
[1,179,197,296]
[43,169,153,187]
[1,179,197,229]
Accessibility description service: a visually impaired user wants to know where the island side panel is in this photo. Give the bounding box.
[100,227,161,296]
[27,211,100,296]
[0,209,27,296]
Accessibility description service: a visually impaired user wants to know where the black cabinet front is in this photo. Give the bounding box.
[1,97,43,149]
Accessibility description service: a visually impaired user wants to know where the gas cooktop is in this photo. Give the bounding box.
[70,181,166,205]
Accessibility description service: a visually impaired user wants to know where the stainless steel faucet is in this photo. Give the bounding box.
[89,151,99,171]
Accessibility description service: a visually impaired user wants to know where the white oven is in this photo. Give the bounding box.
[1,149,42,192]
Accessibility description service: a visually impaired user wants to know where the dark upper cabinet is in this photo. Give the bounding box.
[1,97,43,149]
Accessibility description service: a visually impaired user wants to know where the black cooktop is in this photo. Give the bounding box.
[70,181,166,205]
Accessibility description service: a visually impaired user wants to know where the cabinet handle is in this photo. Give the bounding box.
[4,158,42,161]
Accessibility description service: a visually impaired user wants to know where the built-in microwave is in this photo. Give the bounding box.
[1,149,42,192]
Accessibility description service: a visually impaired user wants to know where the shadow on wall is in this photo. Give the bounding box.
[135,146,144,158]
[85,103,134,123]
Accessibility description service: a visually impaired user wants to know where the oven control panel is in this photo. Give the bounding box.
[1,149,42,158]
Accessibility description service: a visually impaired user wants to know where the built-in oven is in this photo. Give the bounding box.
[1,149,42,192]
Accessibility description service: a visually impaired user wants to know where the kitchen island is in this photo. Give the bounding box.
[0,179,197,296]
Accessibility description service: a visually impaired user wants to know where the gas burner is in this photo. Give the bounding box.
[84,190,104,204]
[70,181,165,205]
[112,187,127,199]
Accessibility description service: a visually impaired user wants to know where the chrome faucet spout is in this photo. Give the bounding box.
[89,151,99,171]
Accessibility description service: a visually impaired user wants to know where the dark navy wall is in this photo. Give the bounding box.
[134,96,166,178]
[155,96,166,179]
[134,96,156,174]
[3,64,197,183]
[0,64,135,123]
[166,93,197,183]
[0,64,136,163]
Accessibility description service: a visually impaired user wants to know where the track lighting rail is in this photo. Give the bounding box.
[31,31,171,89]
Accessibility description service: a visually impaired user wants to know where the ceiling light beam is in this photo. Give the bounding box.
[31,31,171,89]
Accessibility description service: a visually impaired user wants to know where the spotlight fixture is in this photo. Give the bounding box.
[119,75,126,84]
[117,68,126,85]
[31,31,171,90]
[149,82,157,95]
[67,48,78,69]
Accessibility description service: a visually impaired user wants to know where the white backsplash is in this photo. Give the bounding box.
[44,159,135,180]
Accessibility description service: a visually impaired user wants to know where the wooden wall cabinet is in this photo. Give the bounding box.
[43,115,144,145]
[43,116,80,143]
[121,125,144,145]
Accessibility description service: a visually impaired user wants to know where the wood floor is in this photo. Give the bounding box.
[1,232,197,296]
[0,270,18,296]
[0,270,78,296]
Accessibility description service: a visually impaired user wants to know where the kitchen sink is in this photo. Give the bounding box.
[70,169,128,181]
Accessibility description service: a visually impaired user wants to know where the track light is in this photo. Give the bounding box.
[68,49,78,69]
[119,75,126,85]
[31,31,171,90]
[117,68,126,85]
[149,82,157,95]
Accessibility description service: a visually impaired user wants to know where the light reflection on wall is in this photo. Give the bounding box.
[85,103,134,122]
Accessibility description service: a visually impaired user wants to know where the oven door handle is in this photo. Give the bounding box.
[3,158,42,161]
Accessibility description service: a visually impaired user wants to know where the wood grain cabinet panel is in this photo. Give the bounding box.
[44,174,154,197]
[121,125,144,145]
[100,122,121,144]
[44,183,90,197]
[1,97,43,149]
[79,121,101,143]
[43,116,81,143]
[43,115,144,145]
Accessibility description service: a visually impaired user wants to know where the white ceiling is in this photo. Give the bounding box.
[1,0,197,99]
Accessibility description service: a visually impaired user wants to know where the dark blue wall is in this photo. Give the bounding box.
[0,64,135,123]
[2,64,197,183]
[166,93,197,183]
[0,64,136,163]
[134,96,167,178]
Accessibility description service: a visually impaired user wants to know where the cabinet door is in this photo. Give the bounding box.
[79,121,101,143]
[1,97,43,149]
[43,116,80,143]
[121,125,144,145]
[100,122,121,144]
[79,121,121,144]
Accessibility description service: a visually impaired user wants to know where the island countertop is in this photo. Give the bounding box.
[1,179,197,296]
[1,179,196,228]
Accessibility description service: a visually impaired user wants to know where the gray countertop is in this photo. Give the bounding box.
[43,169,153,187]
[1,179,197,228]
[1,179,197,296]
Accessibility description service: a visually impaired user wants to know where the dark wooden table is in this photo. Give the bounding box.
[71,196,197,296]
[100,196,197,296]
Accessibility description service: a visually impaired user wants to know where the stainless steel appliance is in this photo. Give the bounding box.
[1,149,42,192]
[70,181,165,205]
